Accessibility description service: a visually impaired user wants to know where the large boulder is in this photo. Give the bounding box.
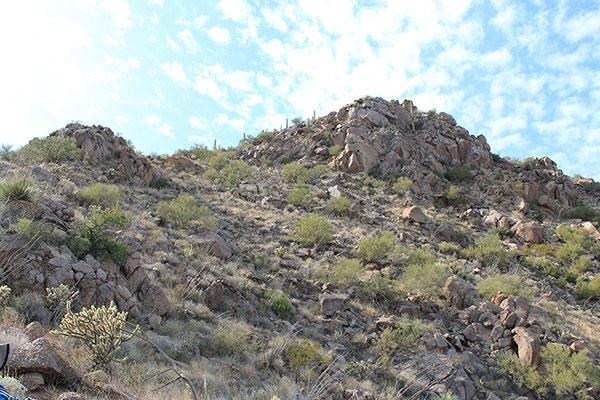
[444,276,479,309]
[512,327,541,366]
[402,206,430,224]
[513,220,543,244]
[7,338,76,384]
[319,293,348,317]
[191,232,233,259]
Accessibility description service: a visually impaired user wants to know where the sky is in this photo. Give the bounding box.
[1,0,599,179]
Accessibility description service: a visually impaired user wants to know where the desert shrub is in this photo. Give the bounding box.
[328,258,365,287]
[18,136,79,163]
[46,284,78,324]
[157,194,217,230]
[287,184,314,208]
[567,205,598,222]
[392,177,413,194]
[77,183,120,208]
[498,343,600,398]
[463,234,511,269]
[326,196,351,216]
[376,319,432,362]
[444,185,462,204]
[576,275,600,299]
[53,300,137,367]
[522,256,560,277]
[208,152,230,171]
[176,144,214,161]
[581,181,600,193]
[401,250,446,297]
[210,322,251,358]
[328,145,342,157]
[281,162,308,183]
[357,231,395,262]
[478,274,534,301]
[439,242,461,254]
[292,214,334,247]
[305,165,329,183]
[0,178,35,204]
[572,255,593,274]
[221,160,254,186]
[13,218,57,243]
[285,340,327,380]
[68,206,129,263]
[11,292,50,325]
[0,144,14,161]
[444,165,472,182]
[253,130,276,145]
[267,291,292,318]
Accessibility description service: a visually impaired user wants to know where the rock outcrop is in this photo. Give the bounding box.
[49,123,161,185]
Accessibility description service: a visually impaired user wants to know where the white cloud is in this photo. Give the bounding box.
[176,16,208,30]
[479,48,512,69]
[217,0,251,22]
[144,114,174,139]
[207,27,231,44]
[76,0,134,28]
[165,34,182,52]
[189,116,206,129]
[148,0,163,6]
[160,61,187,83]
[216,113,246,131]
[560,9,600,43]
[177,29,201,54]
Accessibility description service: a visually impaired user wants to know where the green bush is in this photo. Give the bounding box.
[498,343,600,398]
[444,185,462,204]
[581,181,600,193]
[270,292,292,318]
[176,144,214,161]
[463,234,511,269]
[401,250,446,296]
[293,214,334,247]
[576,274,600,299]
[328,145,342,157]
[438,242,461,255]
[205,159,254,188]
[287,184,314,208]
[572,255,593,274]
[478,274,534,301]
[285,340,327,378]
[305,165,329,183]
[77,183,120,208]
[328,258,365,287]
[567,206,598,222]
[210,323,251,358]
[392,177,413,194]
[14,218,57,243]
[376,319,432,362]
[0,178,35,204]
[444,165,472,182]
[281,162,308,183]
[18,136,79,163]
[68,206,129,263]
[326,196,351,217]
[253,130,275,145]
[208,152,230,171]
[357,231,395,262]
[157,194,217,230]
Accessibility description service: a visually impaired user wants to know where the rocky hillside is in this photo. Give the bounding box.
[1,97,600,400]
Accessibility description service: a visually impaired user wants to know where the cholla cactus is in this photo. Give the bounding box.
[52,300,138,367]
[46,284,79,323]
[0,285,11,306]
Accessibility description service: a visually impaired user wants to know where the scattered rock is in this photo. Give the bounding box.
[191,232,233,259]
[513,220,543,244]
[402,206,429,224]
[320,293,348,316]
[512,327,541,366]
[444,276,479,309]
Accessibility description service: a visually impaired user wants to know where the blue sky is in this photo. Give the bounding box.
[1,0,599,179]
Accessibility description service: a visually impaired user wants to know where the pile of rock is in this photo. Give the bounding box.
[50,123,161,185]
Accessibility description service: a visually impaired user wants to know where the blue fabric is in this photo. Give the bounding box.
[0,384,23,400]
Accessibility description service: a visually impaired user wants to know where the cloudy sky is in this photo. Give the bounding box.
[1,0,599,179]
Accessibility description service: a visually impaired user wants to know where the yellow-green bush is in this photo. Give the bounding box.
[292,214,334,247]
[18,136,79,164]
[157,194,217,230]
[478,274,534,301]
[0,178,35,205]
[463,234,512,269]
[392,177,413,194]
[287,184,314,208]
[376,319,432,362]
[576,274,600,299]
[326,196,351,216]
[328,258,365,287]
[401,250,446,297]
[357,231,395,262]
[77,183,120,208]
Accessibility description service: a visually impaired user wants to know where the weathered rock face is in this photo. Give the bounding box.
[241,97,492,197]
[444,275,479,309]
[513,220,544,244]
[7,338,76,384]
[49,123,161,185]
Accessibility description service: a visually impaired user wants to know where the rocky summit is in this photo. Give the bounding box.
[1,97,600,400]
